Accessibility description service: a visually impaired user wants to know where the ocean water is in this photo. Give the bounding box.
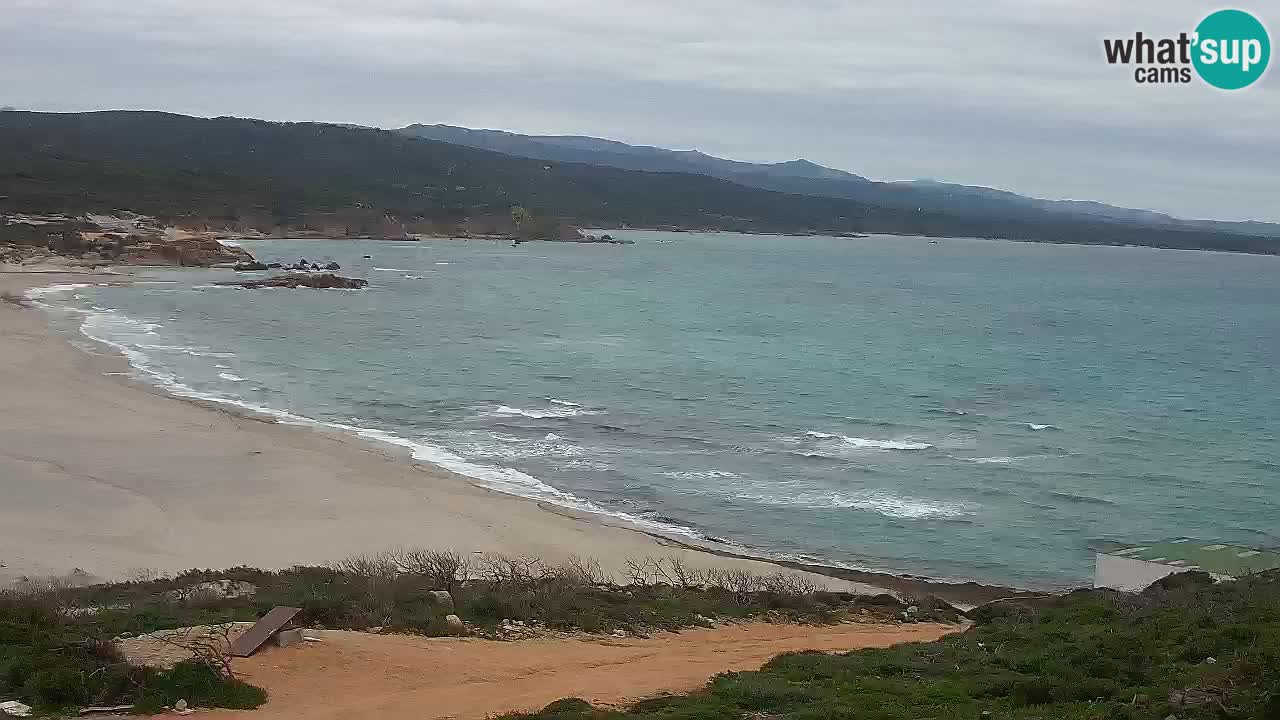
[34,232,1280,589]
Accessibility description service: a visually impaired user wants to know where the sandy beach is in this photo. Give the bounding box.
[0,269,888,593]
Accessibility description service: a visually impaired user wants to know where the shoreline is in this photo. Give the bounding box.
[1,267,1030,606]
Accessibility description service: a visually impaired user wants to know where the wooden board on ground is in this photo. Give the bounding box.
[229,606,302,657]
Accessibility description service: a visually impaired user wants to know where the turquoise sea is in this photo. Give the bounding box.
[35,231,1280,589]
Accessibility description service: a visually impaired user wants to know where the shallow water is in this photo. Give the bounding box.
[39,231,1280,588]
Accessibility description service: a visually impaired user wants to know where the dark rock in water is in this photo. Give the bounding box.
[218,273,369,290]
[310,263,320,271]
[362,255,372,259]
[233,261,269,271]
[267,262,283,269]
[324,261,341,270]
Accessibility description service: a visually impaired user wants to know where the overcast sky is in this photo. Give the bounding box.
[3,0,1277,221]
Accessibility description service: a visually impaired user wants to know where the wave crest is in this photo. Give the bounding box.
[799,431,932,451]
[738,489,974,519]
[484,404,602,419]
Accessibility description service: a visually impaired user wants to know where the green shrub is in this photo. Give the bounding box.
[540,697,594,714]
[23,668,87,708]
[500,570,1280,720]
[136,660,266,713]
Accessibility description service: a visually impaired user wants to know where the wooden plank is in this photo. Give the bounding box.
[229,606,302,657]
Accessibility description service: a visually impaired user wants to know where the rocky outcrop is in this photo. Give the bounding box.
[2,212,260,267]
[219,273,369,289]
[121,236,254,267]
[164,579,258,603]
[573,233,636,245]
[234,261,269,271]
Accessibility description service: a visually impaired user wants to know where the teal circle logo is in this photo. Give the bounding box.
[1193,9,1270,89]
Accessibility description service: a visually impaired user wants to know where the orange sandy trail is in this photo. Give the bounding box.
[213,622,957,720]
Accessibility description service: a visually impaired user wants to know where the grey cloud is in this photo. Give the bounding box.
[2,0,1277,220]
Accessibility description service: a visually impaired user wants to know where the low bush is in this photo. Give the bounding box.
[502,570,1280,720]
[57,550,940,641]
[0,590,264,714]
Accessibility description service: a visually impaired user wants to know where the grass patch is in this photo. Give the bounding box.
[501,570,1280,720]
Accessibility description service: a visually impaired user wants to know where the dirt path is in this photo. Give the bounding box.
[213,622,957,720]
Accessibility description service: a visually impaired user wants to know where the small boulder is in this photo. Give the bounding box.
[0,700,33,717]
[445,614,465,632]
[164,579,258,602]
[273,628,304,648]
[428,590,454,609]
[324,261,341,270]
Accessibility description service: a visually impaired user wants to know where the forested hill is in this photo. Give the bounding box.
[0,110,1276,254]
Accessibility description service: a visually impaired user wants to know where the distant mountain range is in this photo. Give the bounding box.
[400,124,1280,238]
[0,111,1276,254]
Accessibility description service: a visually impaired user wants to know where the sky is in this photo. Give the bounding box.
[2,0,1278,222]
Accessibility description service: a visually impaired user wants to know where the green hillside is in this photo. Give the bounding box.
[0,111,1276,253]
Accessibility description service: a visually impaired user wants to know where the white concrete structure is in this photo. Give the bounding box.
[1094,553,1202,592]
[1094,539,1280,592]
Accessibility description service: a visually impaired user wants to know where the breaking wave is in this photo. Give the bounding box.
[484,404,602,419]
[736,488,975,519]
[60,301,701,543]
[799,431,932,451]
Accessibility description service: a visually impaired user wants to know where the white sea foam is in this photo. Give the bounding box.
[799,431,931,451]
[69,303,701,542]
[1027,423,1053,431]
[218,372,246,382]
[738,488,974,519]
[446,431,589,461]
[373,267,411,272]
[963,456,1016,464]
[24,283,91,302]
[547,398,583,408]
[484,404,601,419]
[135,343,235,358]
[661,470,742,481]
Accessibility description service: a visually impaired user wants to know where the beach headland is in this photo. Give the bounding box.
[0,268,906,595]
